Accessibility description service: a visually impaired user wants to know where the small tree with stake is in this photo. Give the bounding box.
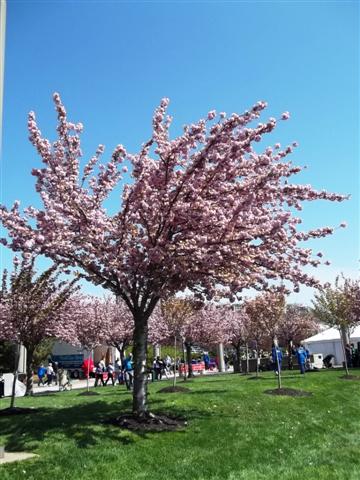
[0,256,78,408]
[220,306,251,374]
[0,93,347,421]
[312,277,360,376]
[161,298,200,382]
[245,292,286,388]
[278,304,319,369]
[59,296,107,393]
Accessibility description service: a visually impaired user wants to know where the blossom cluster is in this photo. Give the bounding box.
[0,94,347,321]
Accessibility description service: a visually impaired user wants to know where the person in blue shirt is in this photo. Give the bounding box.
[271,344,283,375]
[296,343,309,374]
[37,364,46,386]
[123,353,134,390]
[203,352,210,370]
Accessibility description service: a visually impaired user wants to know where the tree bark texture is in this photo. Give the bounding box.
[185,342,194,378]
[233,344,241,373]
[173,336,177,388]
[245,343,249,375]
[25,346,34,396]
[132,314,149,417]
[10,344,20,409]
[340,327,350,376]
[288,340,293,370]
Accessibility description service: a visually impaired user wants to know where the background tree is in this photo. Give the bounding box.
[181,304,230,377]
[58,295,108,392]
[278,304,319,369]
[246,309,268,377]
[0,341,16,373]
[32,338,57,368]
[220,306,251,374]
[0,94,346,418]
[312,277,360,375]
[97,296,134,366]
[160,297,197,384]
[0,257,79,400]
[245,292,286,387]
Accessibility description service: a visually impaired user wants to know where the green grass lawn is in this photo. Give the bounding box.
[1,369,359,480]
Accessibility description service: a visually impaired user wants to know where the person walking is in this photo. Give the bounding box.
[105,362,115,386]
[53,362,59,385]
[203,352,210,370]
[296,343,308,374]
[45,363,54,385]
[94,363,105,387]
[123,353,134,390]
[114,358,122,384]
[154,356,163,380]
[37,364,46,386]
[271,344,283,376]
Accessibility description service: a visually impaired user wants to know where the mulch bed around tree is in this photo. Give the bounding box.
[0,407,40,416]
[106,412,187,432]
[264,388,313,397]
[158,386,191,393]
[339,375,360,381]
[78,391,100,396]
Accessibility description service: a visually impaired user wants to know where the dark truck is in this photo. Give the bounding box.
[51,354,84,379]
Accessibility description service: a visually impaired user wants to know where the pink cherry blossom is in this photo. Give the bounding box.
[0,94,348,416]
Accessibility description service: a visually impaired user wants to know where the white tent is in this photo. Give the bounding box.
[304,326,360,365]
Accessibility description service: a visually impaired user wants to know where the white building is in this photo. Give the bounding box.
[304,326,360,365]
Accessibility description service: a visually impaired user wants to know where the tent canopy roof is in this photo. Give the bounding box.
[304,325,360,344]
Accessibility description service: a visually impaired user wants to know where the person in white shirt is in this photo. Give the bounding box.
[105,362,115,386]
[46,363,54,385]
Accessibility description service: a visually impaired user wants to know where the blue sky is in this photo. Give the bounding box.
[1,0,359,304]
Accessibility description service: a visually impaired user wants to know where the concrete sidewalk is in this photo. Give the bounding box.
[32,367,233,395]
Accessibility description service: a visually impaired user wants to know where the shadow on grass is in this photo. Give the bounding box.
[0,393,177,451]
[1,398,136,450]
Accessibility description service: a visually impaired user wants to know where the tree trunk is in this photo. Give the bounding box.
[233,344,241,373]
[185,342,194,378]
[245,343,249,375]
[288,340,293,370]
[173,336,177,388]
[25,346,34,396]
[255,343,259,378]
[10,344,20,409]
[119,344,126,367]
[86,350,92,393]
[274,338,282,389]
[340,327,350,376]
[132,313,149,417]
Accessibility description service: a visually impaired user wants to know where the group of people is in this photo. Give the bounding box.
[37,362,58,386]
[93,354,175,389]
[37,362,72,390]
[271,343,310,375]
[94,354,134,390]
[152,355,173,380]
[345,343,359,368]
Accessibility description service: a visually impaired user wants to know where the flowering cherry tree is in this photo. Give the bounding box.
[245,292,286,387]
[0,257,79,397]
[93,296,134,365]
[278,304,319,369]
[245,292,286,344]
[159,297,196,383]
[181,304,229,378]
[312,277,360,375]
[221,307,252,373]
[0,94,347,417]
